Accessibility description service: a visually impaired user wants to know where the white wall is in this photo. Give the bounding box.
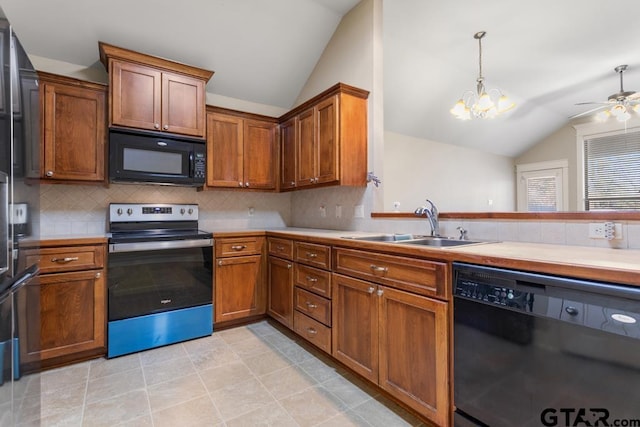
[291,0,383,228]
[383,131,515,212]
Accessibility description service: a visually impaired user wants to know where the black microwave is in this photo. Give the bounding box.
[109,129,206,186]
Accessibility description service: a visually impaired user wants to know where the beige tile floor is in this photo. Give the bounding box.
[9,321,426,426]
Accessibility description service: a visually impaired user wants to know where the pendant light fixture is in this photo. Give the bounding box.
[450,31,515,120]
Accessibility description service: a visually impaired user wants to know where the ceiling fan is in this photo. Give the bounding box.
[571,64,640,122]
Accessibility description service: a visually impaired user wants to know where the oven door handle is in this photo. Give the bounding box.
[109,238,213,253]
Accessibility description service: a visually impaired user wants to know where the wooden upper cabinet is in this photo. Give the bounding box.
[281,83,369,190]
[99,42,213,139]
[40,72,107,183]
[110,60,161,132]
[206,107,277,190]
[279,117,297,190]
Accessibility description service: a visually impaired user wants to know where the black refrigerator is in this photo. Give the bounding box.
[0,5,40,426]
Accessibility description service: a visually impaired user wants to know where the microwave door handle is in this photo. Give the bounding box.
[189,152,194,178]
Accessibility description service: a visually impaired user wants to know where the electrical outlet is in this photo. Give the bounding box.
[589,222,622,240]
[354,205,365,218]
[335,205,342,218]
[248,207,255,216]
[319,206,326,218]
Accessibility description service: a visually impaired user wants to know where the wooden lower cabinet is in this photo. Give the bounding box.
[17,241,106,371]
[214,254,265,323]
[332,273,450,426]
[267,255,294,328]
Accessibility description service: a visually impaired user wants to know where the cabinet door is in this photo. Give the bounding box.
[42,81,106,182]
[110,60,161,131]
[379,286,449,427]
[206,112,244,188]
[332,273,379,383]
[316,95,339,185]
[267,256,294,328]
[279,117,297,190]
[215,254,265,323]
[243,119,276,189]
[162,72,206,138]
[296,107,316,187]
[18,270,106,365]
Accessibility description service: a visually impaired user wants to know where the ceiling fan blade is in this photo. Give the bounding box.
[570,105,607,119]
[574,101,609,106]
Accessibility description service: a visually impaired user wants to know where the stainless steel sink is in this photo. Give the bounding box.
[341,234,426,242]
[397,237,485,247]
[342,234,489,247]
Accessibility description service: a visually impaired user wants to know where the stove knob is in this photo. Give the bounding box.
[188,208,193,215]
[117,208,123,215]
[127,208,133,215]
[180,208,186,215]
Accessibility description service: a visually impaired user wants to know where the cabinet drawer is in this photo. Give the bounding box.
[268,237,293,260]
[216,237,264,257]
[295,287,331,326]
[24,245,105,274]
[294,242,331,269]
[295,264,331,298]
[334,248,448,299]
[294,311,331,354]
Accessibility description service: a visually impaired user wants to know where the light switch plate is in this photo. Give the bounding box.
[354,205,365,218]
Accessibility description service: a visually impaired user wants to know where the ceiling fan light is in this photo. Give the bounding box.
[633,104,640,113]
[610,104,626,117]
[595,110,610,122]
[497,95,515,113]
[616,110,631,122]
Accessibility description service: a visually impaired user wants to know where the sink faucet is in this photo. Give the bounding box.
[414,199,440,237]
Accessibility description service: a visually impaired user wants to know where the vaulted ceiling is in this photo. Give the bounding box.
[3,0,640,157]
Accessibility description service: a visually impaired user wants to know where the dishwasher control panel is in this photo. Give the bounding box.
[455,280,529,309]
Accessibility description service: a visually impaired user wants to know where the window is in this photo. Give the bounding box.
[516,160,568,212]
[584,131,640,210]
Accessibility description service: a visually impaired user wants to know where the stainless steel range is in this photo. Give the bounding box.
[107,203,213,358]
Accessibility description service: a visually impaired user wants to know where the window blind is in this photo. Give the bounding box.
[526,176,557,211]
[584,131,640,210]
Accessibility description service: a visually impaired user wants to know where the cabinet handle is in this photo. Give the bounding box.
[306,276,318,283]
[309,178,314,183]
[290,181,295,186]
[95,272,101,279]
[154,123,160,129]
[231,245,247,251]
[370,264,388,274]
[163,124,169,130]
[306,252,318,259]
[287,264,292,269]
[239,182,244,187]
[51,257,79,263]
[46,170,54,177]
[245,182,250,187]
[276,245,285,251]
[305,301,318,309]
[377,289,384,297]
[218,260,223,266]
[367,286,375,294]
[306,327,317,335]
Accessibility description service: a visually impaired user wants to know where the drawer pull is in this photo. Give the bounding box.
[276,245,285,251]
[95,272,101,279]
[377,289,384,297]
[370,264,388,273]
[367,286,375,294]
[287,264,292,269]
[306,327,318,335]
[305,301,318,309]
[306,276,318,283]
[231,245,247,251]
[51,257,79,263]
[218,260,223,266]
[306,252,318,258]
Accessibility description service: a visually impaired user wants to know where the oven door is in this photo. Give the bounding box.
[108,239,213,321]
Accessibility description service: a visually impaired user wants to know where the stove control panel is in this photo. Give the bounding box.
[109,203,199,222]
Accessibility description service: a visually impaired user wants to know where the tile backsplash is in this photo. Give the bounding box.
[40,183,640,249]
[40,184,291,236]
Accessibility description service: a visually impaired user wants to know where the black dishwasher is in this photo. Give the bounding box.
[453,262,640,427]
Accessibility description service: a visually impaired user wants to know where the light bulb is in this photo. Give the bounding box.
[497,95,515,113]
[616,111,631,122]
[476,93,494,111]
[595,110,610,122]
[450,99,467,116]
[610,104,626,117]
[633,104,640,113]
